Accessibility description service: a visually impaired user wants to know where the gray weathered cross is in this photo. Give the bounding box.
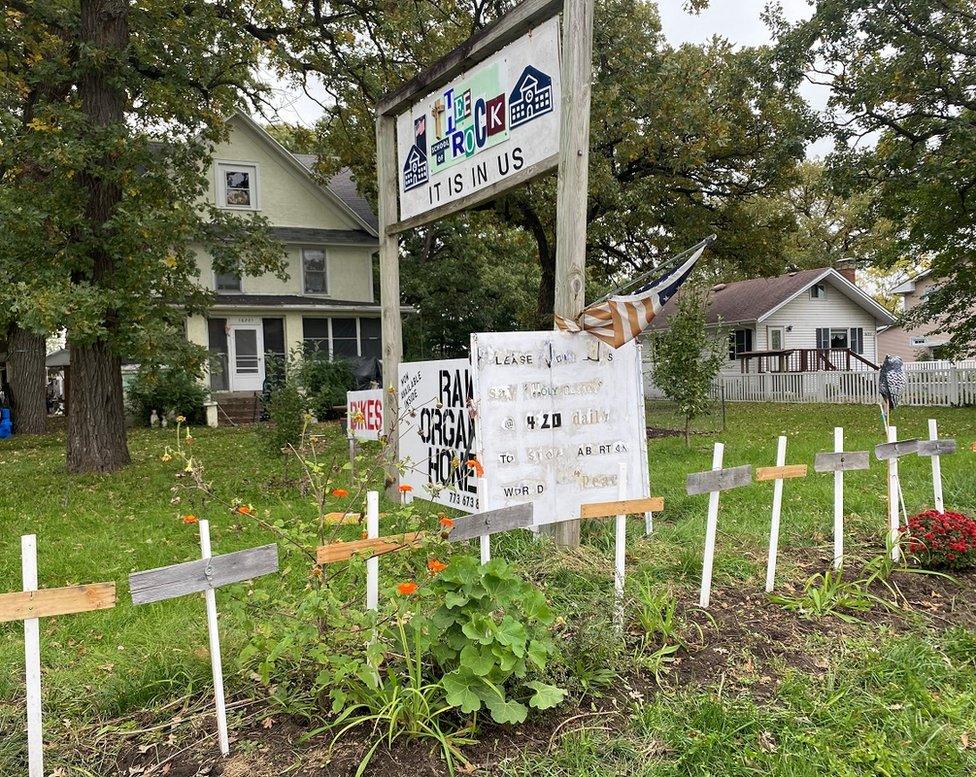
[129,522,278,756]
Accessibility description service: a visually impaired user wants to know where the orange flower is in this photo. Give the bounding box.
[236,504,255,516]
[397,581,418,596]
[331,488,350,498]
[398,484,413,493]
[466,458,485,477]
[181,514,198,525]
[427,559,447,575]
[438,516,455,529]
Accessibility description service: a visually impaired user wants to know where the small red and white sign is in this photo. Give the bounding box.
[347,390,384,441]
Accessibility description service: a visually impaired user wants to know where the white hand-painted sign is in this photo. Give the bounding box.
[397,358,480,512]
[395,17,561,222]
[470,331,650,527]
[347,389,384,442]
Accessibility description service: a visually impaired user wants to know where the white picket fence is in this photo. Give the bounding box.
[644,362,976,407]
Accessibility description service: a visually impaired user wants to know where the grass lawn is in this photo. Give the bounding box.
[1,402,975,775]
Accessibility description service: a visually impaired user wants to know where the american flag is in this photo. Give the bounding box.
[554,236,713,349]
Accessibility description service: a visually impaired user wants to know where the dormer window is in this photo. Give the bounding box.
[810,282,827,300]
[217,162,259,210]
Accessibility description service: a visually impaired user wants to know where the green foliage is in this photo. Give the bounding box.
[125,366,209,426]
[263,381,306,456]
[772,0,976,356]
[650,285,724,443]
[296,350,355,421]
[769,569,880,624]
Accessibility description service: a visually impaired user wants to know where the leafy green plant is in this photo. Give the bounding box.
[125,366,209,425]
[769,569,878,623]
[262,380,307,456]
[296,348,355,420]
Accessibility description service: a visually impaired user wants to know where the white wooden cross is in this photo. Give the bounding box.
[578,466,664,634]
[917,419,957,513]
[814,428,870,569]
[0,535,116,777]
[755,436,808,592]
[685,443,753,607]
[129,523,278,756]
[875,427,919,562]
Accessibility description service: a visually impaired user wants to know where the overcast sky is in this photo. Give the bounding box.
[260,0,831,155]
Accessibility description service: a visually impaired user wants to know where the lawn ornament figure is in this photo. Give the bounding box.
[879,354,906,427]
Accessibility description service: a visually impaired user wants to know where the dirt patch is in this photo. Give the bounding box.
[110,557,976,775]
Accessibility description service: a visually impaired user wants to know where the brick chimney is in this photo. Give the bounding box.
[835,260,857,285]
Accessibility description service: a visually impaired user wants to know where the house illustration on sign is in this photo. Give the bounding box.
[403,115,430,191]
[509,65,553,129]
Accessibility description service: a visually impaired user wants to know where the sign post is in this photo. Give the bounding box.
[875,429,919,561]
[0,536,117,777]
[918,419,956,513]
[756,436,808,592]
[129,532,279,756]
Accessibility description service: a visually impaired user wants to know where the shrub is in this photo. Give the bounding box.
[903,510,976,570]
[262,380,306,455]
[296,350,355,420]
[126,367,208,425]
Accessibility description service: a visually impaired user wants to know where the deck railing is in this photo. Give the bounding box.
[737,348,878,374]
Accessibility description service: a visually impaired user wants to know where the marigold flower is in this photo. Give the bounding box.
[236,504,255,516]
[397,581,418,596]
[331,488,350,498]
[427,559,447,574]
[182,514,198,525]
[466,458,485,477]
[160,453,173,462]
[438,516,454,529]
[398,484,413,493]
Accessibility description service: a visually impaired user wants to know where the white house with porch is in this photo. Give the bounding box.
[645,266,896,375]
[185,114,387,420]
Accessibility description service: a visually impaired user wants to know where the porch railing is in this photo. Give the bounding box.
[737,348,878,374]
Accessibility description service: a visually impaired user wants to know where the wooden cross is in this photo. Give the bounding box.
[686,444,753,607]
[757,436,808,593]
[129,523,278,756]
[876,427,919,561]
[814,428,870,568]
[317,497,534,615]
[579,481,665,634]
[0,535,116,777]
[918,419,956,513]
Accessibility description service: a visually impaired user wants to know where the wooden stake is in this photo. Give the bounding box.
[928,419,944,513]
[366,491,379,612]
[614,462,627,633]
[887,426,901,561]
[548,0,595,550]
[22,535,42,777]
[833,427,844,569]
[699,443,724,608]
[198,520,229,757]
[765,436,787,593]
[376,112,402,496]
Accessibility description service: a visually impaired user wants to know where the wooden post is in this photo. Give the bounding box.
[198,520,230,757]
[887,426,901,561]
[547,0,595,549]
[765,436,787,592]
[928,418,944,513]
[479,472,491,564]
[614,462,627,633]
[366,491,379,611]
[376,113,402,495]
[699,443,724,608]
[22,535,42,777]
[833,427,844,569]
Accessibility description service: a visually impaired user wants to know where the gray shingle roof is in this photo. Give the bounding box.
[210,294,381,309]
[268,226,376,246]
[650,267,832,328]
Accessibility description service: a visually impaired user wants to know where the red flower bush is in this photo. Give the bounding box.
[903,510,976,570]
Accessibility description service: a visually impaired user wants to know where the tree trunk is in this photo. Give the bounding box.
[536,239,557,329]
[6,326,47,435]
[67,340,130,472]
[67,0,131,472]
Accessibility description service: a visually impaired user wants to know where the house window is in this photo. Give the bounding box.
[303,249,328,294]
[301,317,381,359]
[816,327,851,350]
[849,327,864,354]
[360,318,381,358]
[215,266,241,292]
[217,162,258,210]
[810,282,827,300]
[302,318,330,356]
[728,328,753,360]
